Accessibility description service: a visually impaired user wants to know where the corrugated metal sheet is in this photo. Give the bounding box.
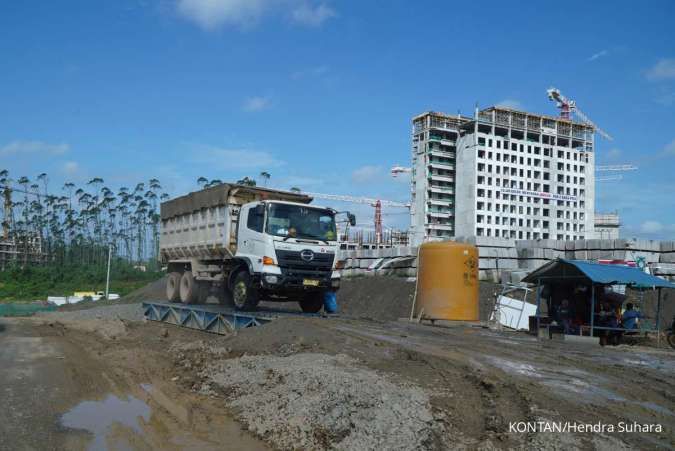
[523,258,675,289]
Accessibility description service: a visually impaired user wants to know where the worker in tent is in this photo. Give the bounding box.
[622,303,643,330]
[555,299,574,334]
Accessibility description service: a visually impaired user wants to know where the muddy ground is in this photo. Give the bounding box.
[2,277,674,450]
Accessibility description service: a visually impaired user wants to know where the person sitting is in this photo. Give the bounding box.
[598,303,619,345]
[622,303,643,331]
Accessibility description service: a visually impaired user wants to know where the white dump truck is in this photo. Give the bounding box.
[159,183,354,312]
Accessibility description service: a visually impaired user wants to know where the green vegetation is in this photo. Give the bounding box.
[0,260,162,302]
[1,170,167,266]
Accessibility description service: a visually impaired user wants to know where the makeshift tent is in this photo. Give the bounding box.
[523,259,675,337]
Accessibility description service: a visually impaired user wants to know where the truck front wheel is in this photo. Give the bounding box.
[166,272,181,302]
[232,272,260,311]
[179,271,198,304]
[299,292,324,313]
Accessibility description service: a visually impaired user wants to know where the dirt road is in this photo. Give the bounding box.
[2,282,674,449]
[0,317,266,451]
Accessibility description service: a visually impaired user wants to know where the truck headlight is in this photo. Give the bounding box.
[265,275,278,284]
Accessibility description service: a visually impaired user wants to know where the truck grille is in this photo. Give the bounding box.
[275,249,334,277]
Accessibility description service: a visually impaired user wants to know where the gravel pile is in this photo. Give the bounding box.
[199,352,449,450]
[37,303,144,322]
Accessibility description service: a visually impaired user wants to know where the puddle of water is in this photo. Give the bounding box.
[638,401,674,417]
[60,384,269,451]
[485,356,627,403]
[61,393,150,450]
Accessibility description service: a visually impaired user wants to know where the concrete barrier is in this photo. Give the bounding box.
[337,238,675,282]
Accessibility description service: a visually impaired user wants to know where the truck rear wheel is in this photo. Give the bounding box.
[299,292,324,313]
[232,272,260,311]
[179,271,198,304]
[166,272,181,302]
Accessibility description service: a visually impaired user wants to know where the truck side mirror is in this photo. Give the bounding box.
[349,213,356,227]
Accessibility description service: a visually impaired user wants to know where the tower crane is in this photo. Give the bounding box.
[391,165,412,177]
[546,88,613,141]
[302,192,409,244]
[595,164,638,172]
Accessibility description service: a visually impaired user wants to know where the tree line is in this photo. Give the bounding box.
[0,170,296,269]
[0,169,167,267]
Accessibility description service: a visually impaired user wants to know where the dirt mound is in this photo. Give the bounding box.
[337,277,415,320]
[338,276,500,321]
[200,353,447,450]
[119,276,167,303]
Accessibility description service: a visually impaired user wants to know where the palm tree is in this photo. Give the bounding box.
[259,171,271,187]
[197,176,208,188]
[206,179,222,188]
[236,176,256,187]
[290,186,301,193]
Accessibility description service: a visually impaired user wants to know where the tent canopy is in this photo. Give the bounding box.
[522,259,675,289]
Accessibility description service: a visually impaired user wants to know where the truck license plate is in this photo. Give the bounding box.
[303,279,320,287]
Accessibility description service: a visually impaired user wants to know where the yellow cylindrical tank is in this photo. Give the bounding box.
[413,241,479,321]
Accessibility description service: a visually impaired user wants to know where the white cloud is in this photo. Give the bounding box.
[62,161,79,176]
[194,147,285,169]
[646,58,675,81]
[640,220,663,234]
[638,221,675,236]
[606,148,622,160]
[291,64,328,80]
[662,139,675,157]
[242,96,271,112]
[495,99,523,110]
[291,2,335,26]
[0,140,69,157]
[655,90,675,106]
[587,50,608,62]
[351,165,382,184]
[175,0,336,30]
[175,0,267,30]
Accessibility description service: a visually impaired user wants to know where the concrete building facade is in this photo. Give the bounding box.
[594,213,620,239]
[410,106,596,246]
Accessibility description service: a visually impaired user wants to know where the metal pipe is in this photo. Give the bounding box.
[657,288,662,348]
[535,278,541,337]
[105,245,112,300]
[590,284,595,337]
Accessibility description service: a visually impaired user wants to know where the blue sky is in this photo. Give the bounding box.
[1,0,674,238]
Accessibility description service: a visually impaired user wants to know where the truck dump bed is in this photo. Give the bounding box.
[159,183,312,262]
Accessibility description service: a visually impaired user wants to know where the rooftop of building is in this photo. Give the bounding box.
[413,106,594,133]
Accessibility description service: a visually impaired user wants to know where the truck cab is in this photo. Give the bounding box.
[232,200,343,312]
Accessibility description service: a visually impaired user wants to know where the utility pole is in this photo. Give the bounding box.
[105,244,112,300]
[2,187,11,240]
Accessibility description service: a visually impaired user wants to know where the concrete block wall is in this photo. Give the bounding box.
[338,247,417,278]
[337,238,675,282]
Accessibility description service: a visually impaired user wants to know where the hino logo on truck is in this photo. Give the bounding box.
[300,250,315,262]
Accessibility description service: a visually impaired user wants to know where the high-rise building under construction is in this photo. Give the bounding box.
[409,106,596,246]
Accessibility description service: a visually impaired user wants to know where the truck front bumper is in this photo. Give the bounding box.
[260,272,339,291]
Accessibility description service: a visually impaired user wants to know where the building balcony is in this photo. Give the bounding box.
[429,149,455,159]
[428,210,453,218]
[429,186,454,194]
[427,223,453,231]
[428,174,454,183]
[429,135,457,146]
[428,161,455,171]
[428,198,452,207]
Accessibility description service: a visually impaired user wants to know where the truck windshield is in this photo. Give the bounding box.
[266,204,337,241]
